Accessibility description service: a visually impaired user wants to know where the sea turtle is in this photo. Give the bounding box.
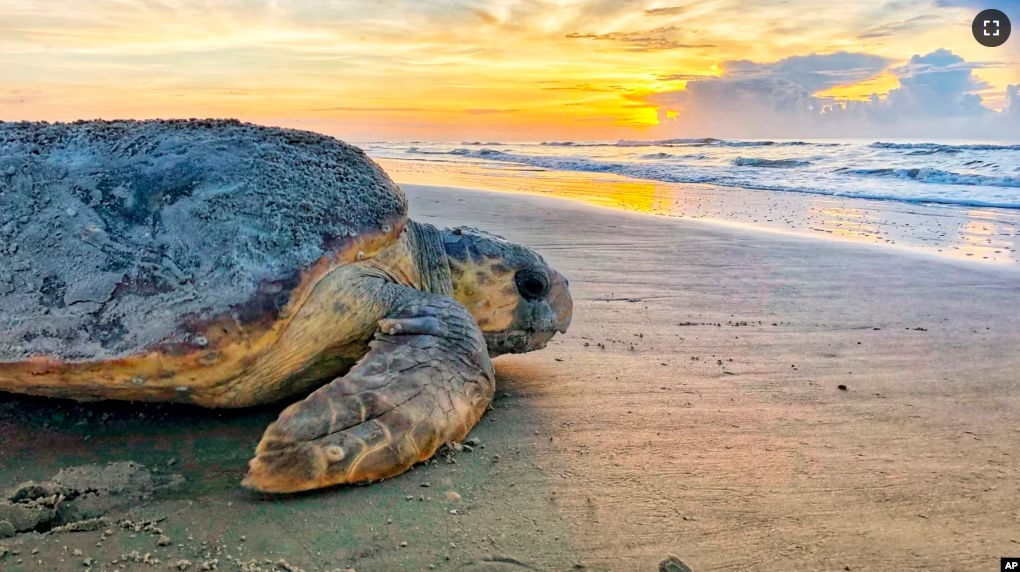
[0,119,572,493]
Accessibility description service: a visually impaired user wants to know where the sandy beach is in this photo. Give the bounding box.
[407,182,1020,571]
[2,177,1020,572]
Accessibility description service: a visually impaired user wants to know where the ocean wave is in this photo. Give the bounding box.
[734,157,811,168]
[406,147,452,155]
[536,138,844,148]
[540,141,608,147]
[838,167,1020,188]
[445,149,1020,209]
[906,148,962,155]
[616,138,719,147]
[616,138,842,148]
[407,146,505,157]
[545,138,731,148]
[639,152,711,160]
[871,142,1020,151]
[718,140,776,147]
[475,148,507,157]
[719,140,843,148]
[372,139,1020,211]
[461,141,506,146]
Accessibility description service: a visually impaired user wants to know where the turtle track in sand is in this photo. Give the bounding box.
[0,461,183,536]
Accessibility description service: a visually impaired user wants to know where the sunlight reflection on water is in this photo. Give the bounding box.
[377,158,1020,265]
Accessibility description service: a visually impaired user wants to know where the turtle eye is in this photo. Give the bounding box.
[514,269,550,301]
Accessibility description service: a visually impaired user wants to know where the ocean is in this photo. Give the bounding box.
[363,138,1020,211]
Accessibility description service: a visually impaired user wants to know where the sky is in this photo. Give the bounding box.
[0,0,1018,141]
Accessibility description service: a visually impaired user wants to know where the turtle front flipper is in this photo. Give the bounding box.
[242,293,494,494]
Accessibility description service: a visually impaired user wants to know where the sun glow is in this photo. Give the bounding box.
[0,0,1016,140]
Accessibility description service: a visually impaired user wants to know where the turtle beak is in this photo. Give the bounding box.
[547,269,572,335]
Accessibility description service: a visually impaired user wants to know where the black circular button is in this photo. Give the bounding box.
[973,9,1011,47]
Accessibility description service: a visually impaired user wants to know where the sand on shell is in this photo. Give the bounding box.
[0,181,1018,572]
[0,120,404,362]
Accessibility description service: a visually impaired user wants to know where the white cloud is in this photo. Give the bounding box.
[718,52,893,92]
[1004,84,1020,120]
[651,49,1020,139]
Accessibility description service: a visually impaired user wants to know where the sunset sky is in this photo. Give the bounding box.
[1,0,1018,140]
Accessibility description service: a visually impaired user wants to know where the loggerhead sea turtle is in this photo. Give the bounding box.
[0,119,572,493]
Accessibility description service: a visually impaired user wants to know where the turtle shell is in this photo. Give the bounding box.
[0,119,407,368]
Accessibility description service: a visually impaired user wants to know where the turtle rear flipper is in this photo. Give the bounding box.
[242,292,494,493]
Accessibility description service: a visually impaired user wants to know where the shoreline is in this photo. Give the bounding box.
[376,157,1020,267]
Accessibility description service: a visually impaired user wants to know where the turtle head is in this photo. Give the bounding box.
[441,226,572,357]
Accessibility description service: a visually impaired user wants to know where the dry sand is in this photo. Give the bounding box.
[2,180,1020,572]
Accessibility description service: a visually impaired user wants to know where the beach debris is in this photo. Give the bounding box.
[50,517,112,533]
[659,555,693,572]
[838,385,848,391]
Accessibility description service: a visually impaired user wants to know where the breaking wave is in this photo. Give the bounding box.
[538,139,843,148]
[870,142,1020,151]
[839,167,1020,188]
[733,157,811,168]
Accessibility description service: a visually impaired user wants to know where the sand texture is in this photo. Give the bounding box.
[0,120,405,361]
[0,182,1018,571]
[410,184,1020,571]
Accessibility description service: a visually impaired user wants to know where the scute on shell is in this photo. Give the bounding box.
[0,119,407,363]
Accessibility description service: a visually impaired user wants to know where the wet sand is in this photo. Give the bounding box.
[378,158,1020,266]
[2,180,1020,572]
